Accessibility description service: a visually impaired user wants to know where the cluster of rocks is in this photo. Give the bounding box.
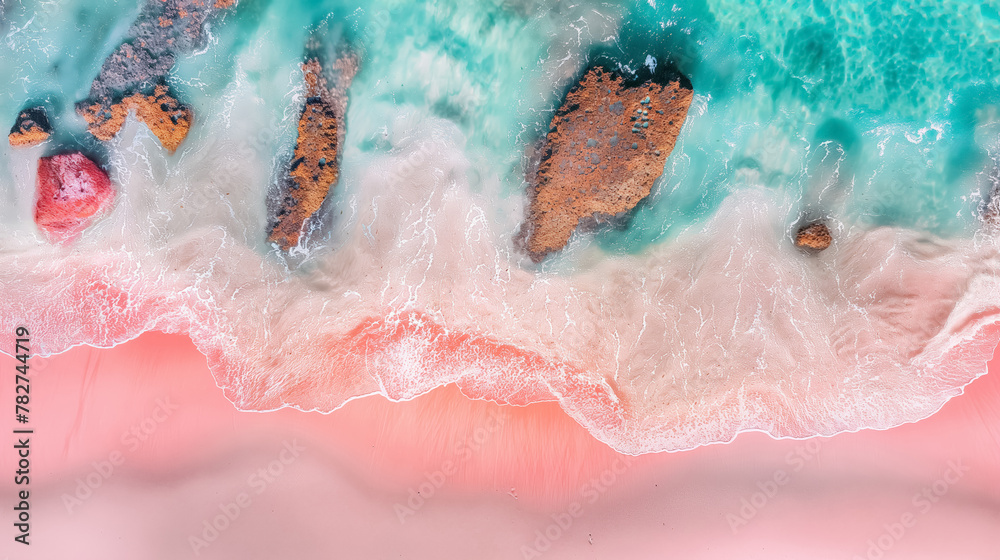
[8,0,239,243]
[268,54,358,250]
[519,65,694,262]
[8,8,851,256]
[7,106,114,243]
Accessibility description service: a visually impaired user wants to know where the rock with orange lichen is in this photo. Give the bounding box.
[74,0,238,150]
[519,64,694,261]
[123,85,192,153]
[76,101,128,142]
[8,106,51,147]
[77,85,192,153]
[269,55,358,250]
[795,222,832,250]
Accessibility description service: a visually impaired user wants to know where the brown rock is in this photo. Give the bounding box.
[77,85,192,153]
[520,66,694,261]
[269,55,357,250]
[795,222,832,250]
[8,107,51,147]
[122,85,192,152]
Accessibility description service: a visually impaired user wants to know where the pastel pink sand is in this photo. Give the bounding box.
[1,329,998,558]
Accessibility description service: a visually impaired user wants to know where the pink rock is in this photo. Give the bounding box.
[34,152,114,242]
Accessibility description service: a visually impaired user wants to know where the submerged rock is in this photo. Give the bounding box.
[269,55,358,250]
[984,166,1000,228]
[77,85,193,153]
[795,222,832,250]
[520,65,694,261]
[8,106,51,147]
[34,153,114,242]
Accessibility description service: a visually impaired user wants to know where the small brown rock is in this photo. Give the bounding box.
[795,222,832,250]
[985,169,1000,227]
[8,107,52,147]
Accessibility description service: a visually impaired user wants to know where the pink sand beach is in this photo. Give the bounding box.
[2,330,998,559]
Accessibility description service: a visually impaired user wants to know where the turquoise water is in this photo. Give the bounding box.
[595,0,1000,253]
[3,0,999,253]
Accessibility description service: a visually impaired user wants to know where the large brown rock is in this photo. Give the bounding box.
[269,55,357,250]
[795,222,832,251]
[520,66,694,261]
